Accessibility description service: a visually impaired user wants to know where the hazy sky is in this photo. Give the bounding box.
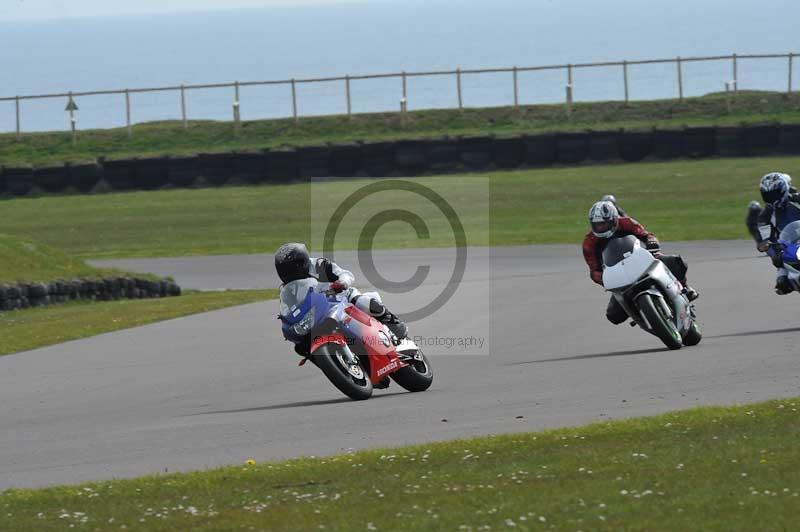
[0,0,361,21]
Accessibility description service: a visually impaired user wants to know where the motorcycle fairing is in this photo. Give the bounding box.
[340,305,407,384]
[603,243,655,290]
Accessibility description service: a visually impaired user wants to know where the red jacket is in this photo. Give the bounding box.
[582,217,658,285]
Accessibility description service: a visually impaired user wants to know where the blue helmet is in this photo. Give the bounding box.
[760,172,792,207]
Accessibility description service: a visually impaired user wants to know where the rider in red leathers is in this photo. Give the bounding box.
[582,198,698,324]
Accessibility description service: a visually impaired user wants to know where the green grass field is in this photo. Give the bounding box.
[0,289,277,356]
[2,92,798,166]
[0,156,785,259]
[0,234,127,283]
[1,398,797,531]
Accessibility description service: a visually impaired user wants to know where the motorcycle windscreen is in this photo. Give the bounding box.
[602,245,656,290]
[601,235,640,267]
[779,220,800,244]
[280,278,320,317]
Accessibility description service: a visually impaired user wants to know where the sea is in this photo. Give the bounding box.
[1,0,799,132]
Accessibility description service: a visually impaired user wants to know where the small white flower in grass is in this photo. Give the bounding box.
[620,490,629,495]
[676,463,684,470]
[367,523,377,531]
[538,516,546,522]
[505,518,516,527]
[741,473,748,477]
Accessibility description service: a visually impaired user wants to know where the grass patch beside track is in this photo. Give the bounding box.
[0,289,277,356]
[2,92,800,166]
[0,156,790,258]
[0,234,125,283]
[1,398,798,530]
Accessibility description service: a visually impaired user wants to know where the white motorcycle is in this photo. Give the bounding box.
[602,236,702,350]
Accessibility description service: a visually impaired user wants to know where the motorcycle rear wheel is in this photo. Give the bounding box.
[391,349,433,392]
[313,344,373,401]
[638,294,682,351]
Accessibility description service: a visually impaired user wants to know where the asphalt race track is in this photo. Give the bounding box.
[2,241,799,489]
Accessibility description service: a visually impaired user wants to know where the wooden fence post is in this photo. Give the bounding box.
[233,81,241,135]
[623,60,629,103]
[677,56,684,100]
[68,91,77,145]
[346,75,352,117]
[291,79,298,122]
[15,96,21,139]
[789,52,794,95]
[566,64,573,117]
[125,90,132,138]
[732,53,738,94]
[456,68,463,110]
[180,84,187,130]
[513,66,519,108]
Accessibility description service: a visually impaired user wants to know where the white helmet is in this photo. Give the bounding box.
[760,172,792,207]
[589,200,619,238]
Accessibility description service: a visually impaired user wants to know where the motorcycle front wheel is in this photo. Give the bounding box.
[682,321,703,346]
[313,344,373,401]
[391,348,433,392]
[637,294,682,351]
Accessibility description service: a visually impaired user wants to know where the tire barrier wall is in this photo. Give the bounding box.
[3,124,800,197]
[0,278,182,312]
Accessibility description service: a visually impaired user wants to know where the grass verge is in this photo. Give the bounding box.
[0,289,277,356]
[0,155,789,258]
[1,398,798,530]
[2,91,799,166]
[0,234,127,283]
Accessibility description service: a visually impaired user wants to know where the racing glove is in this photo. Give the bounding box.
[591,270,604,285]
[330,280,348,293]
[645,238,661,255]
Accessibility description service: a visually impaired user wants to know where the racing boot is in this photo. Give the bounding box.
[369,300,409,340]
[775,276,793,295]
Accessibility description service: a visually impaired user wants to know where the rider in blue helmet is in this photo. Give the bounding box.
[746,172,800,294]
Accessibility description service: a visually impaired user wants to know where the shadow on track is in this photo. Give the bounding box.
[507,347,667,365]
[709,326,800,339]
[186,392,411,416]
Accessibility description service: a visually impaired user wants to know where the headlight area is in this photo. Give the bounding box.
[292,307,317,336]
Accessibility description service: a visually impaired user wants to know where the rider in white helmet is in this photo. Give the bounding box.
[583,197,698,324]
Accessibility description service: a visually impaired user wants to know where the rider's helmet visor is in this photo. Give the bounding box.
[762,188,785,205]
[592,221,615,235]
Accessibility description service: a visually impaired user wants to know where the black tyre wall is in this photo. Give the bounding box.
[3,167,34,196]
